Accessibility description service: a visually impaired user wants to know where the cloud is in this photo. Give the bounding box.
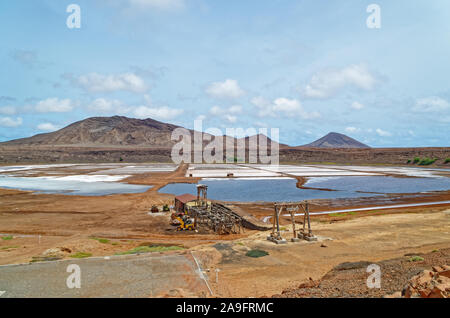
[206,79,245,99]
[128,0,185,10]
[35,98,74,113]
[73,72,148,93]
[251,97,320,119]
[351,101,364,110]
[133,106,183,120]
[209,105,243,123]
[0,106,16,115]
[413,96,449,112]
[0,117,23,128]
[345,127,360,133]
[37,123,61,132]
[376,128,392,137]
[302,65,377,99]
[10,50,41,68]
[88,98,129,114]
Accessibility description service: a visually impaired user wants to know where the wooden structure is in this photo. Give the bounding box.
[196,185,208,208]
[267,201,317,244]
[187,203,243,235]
[174,194,198,213]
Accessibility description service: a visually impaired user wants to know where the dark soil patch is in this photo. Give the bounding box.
[273,248,450,298]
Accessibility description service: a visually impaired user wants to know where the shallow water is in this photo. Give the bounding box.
[305,176,450,193]
[159,178,383,202]
[0,175,151,196]
[159,176,450,202]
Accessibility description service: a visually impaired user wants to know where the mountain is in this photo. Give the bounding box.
[0,116,286,149]
[1,116,182,147]
[300,132,370,149]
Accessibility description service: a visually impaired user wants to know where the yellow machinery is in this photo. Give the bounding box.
[171,213,195,231]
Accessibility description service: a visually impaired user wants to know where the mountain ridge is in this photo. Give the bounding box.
[299,132,370,149]
[1,116,368,149]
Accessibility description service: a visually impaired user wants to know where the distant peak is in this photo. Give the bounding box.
[301,132,370,149]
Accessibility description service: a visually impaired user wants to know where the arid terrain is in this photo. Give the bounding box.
[0,161,449,297]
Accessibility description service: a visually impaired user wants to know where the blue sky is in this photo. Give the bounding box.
[0,0,449,147]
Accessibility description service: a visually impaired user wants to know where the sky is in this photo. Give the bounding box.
[0,0,449,147]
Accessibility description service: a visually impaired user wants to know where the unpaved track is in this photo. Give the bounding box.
[0,252,208,298]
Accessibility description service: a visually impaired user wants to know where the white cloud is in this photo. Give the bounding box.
[206,79,245,99]
[413,96,449,112]
[128,0,185,10]
[351,101,364,110]
[76,73,147,93]
[376,128,392,137]
[224,115,237,123]
[88,98,129,114]
[0,117,22,128]
[195,115,206,121]
[37,123,60,132]
[35,98,74,113]
[209,105,242,123]
[303,64,377,99]
[0,106,16,115]
[133,106,183,120]
[251,96,320,119]
[345,127,360,133]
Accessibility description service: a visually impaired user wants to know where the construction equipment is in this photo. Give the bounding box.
[171,213,195,231]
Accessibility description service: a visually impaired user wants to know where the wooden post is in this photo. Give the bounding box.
[306,201,312,235]
[290,210,297,239]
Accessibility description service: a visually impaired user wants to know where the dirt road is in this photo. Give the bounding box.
[0,252,208,298]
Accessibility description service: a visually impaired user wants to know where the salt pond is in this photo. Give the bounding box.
[159,176,450,202]
[0,175,151,196]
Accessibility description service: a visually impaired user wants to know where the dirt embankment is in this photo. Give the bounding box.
[273,248,450,298]
[1,145,449,166]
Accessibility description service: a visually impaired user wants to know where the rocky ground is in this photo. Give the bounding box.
[273,248,450,298]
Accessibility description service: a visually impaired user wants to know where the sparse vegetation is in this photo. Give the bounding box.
[1,235,13,241]
[1,246,19,250]
[408,256,424,262]
[91,237,110,244]
[70,252,92,259]
[246,249,269,258]
[410,157,438,166]
[418,158,437,166]
[330,213,346,217]
[116,245,184,255]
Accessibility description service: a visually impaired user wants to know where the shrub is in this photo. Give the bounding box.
[246,249,269,258]
[1,235,13,241]
[406,159,411,164]
[408,256,424,262]
[413,157,421,164]
[445,158,450,164]
[418,158,437,166]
